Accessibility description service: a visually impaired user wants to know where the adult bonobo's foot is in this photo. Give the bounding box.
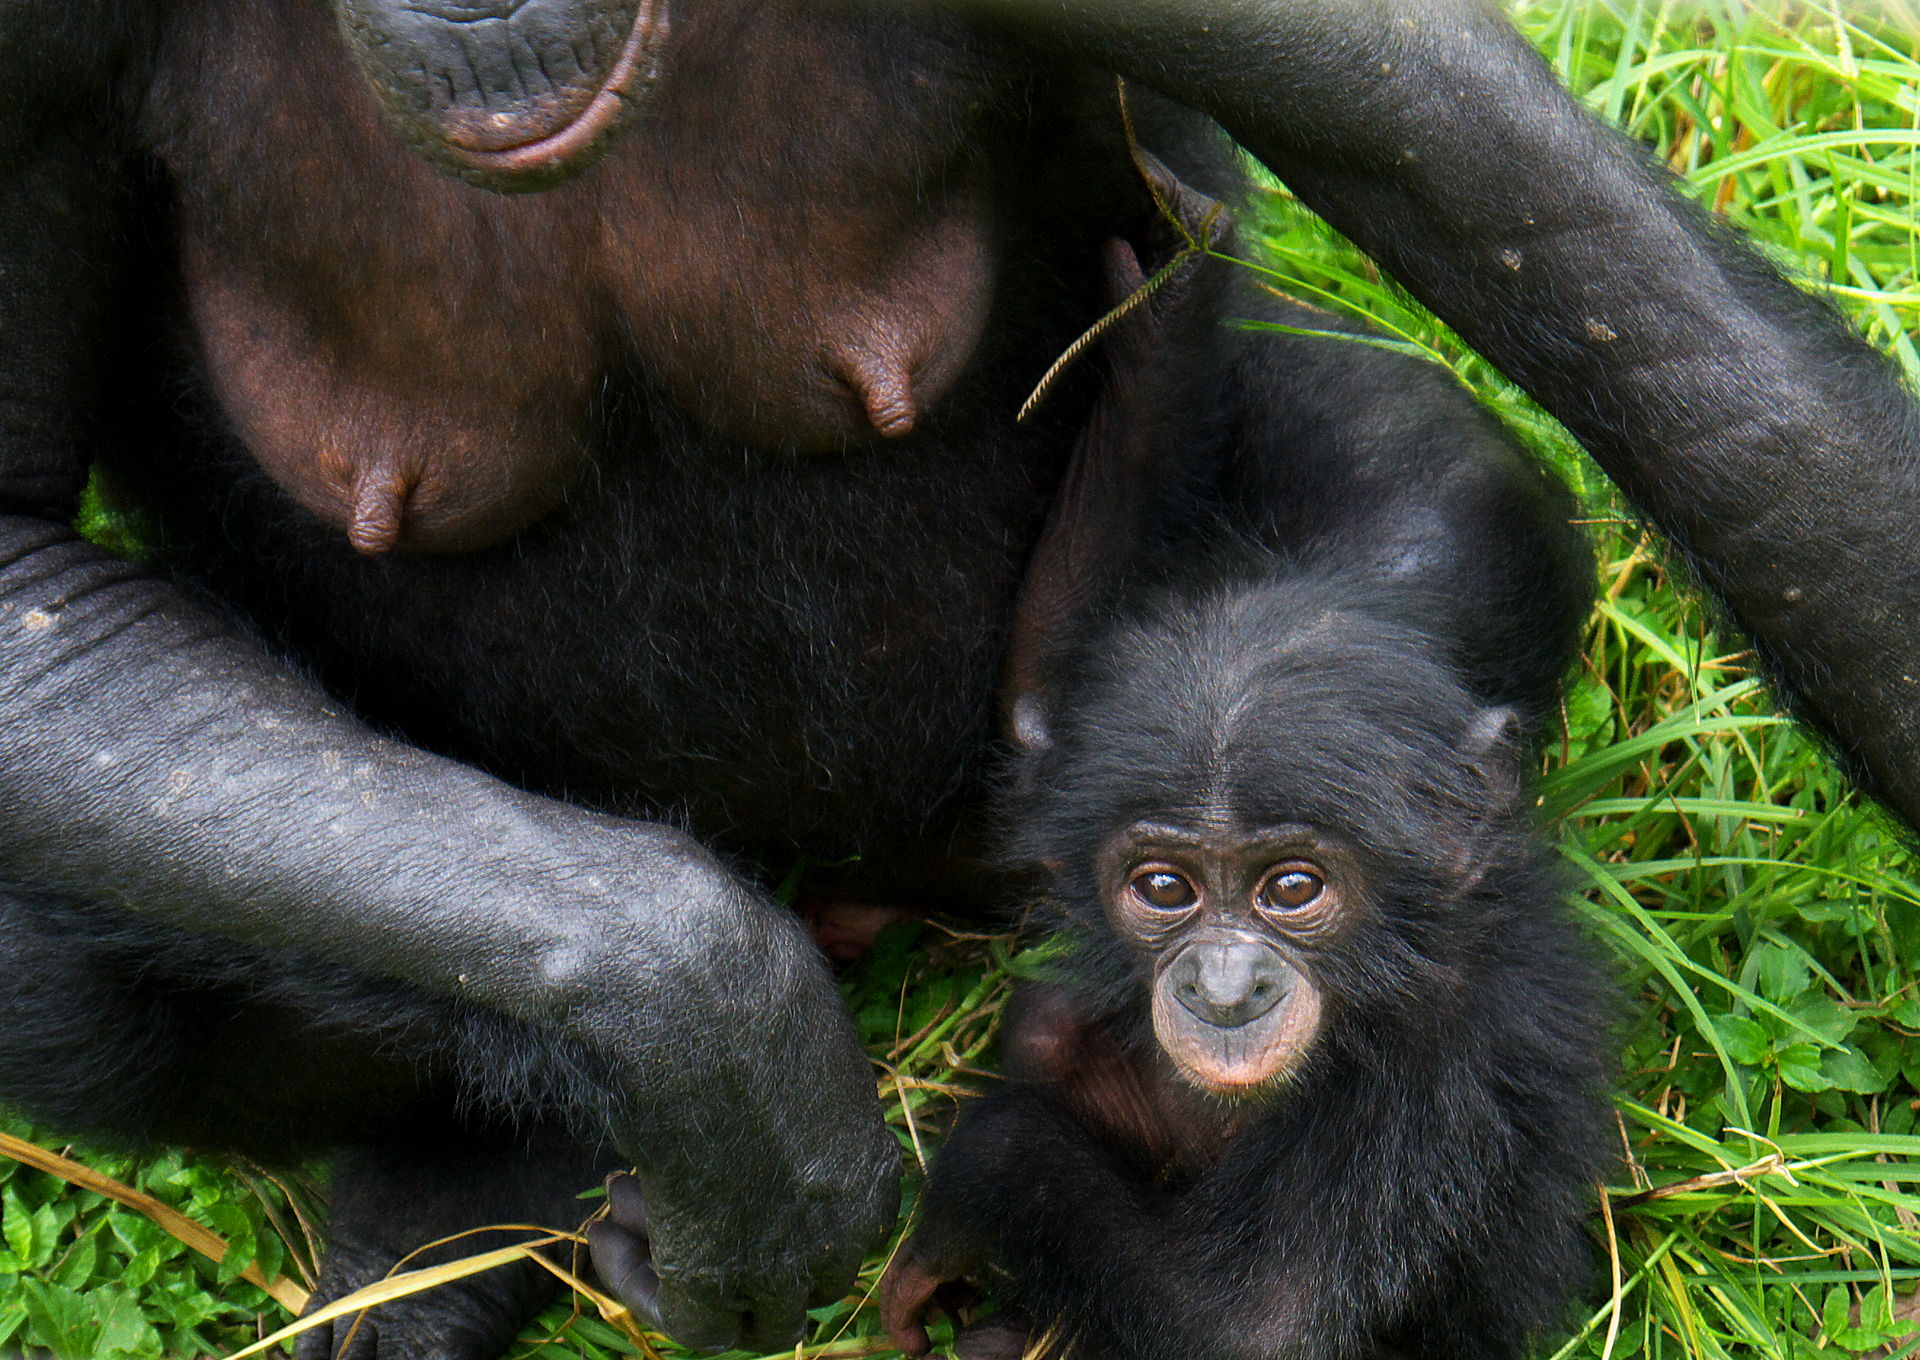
[297,1133,611,1360]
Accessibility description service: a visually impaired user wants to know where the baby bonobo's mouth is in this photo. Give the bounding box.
[338,0,669,191]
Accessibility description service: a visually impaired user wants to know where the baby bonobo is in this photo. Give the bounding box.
[883,168,1613,1360]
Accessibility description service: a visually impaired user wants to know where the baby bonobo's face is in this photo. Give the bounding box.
[1099,820,1360,1099]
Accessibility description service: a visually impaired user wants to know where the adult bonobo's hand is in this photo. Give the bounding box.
[0,526,897,1351]
[908,0,1920,834]
[540,823,901,1352]
[499,818,899,1352]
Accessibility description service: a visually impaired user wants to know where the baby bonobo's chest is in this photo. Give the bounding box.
[140,0,1020,556]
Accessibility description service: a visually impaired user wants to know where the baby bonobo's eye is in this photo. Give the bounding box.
[1129,865,1198,911]
[1257,864,1325,912]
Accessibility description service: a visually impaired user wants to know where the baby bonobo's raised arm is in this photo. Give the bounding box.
[932,0,1920,830]
[0,11,893,1351]
[999,151,1231,749]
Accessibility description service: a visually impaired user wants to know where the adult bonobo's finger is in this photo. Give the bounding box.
[604,1171,650,1235]
[585,1219,660,1323]
[804,1226,873,1308]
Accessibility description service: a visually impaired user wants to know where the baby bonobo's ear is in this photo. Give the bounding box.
[1461,704,1526,807]
[1129,148,1234,269]
[998,158,1230,760]
[1449,706,1526,891]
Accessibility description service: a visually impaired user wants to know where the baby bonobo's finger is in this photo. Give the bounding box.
[880,1254,946,1358]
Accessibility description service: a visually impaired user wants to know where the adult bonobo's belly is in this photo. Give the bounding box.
[118,396,1070,869]
[113,0,1125,872]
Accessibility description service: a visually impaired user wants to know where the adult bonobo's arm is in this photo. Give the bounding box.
[0,12,893,1351]
[920,0,1920,828]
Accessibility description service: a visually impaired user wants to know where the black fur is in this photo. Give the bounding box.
[887,207,1608,1360]
[904,572,1613,1360]
[2,2,1811,1355]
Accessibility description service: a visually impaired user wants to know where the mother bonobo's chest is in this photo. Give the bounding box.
[143,0,1022,554]
[130,0,1112,863]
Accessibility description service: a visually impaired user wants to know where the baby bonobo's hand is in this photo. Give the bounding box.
[880,1251,949,1358]
[884,1251,1022,1360]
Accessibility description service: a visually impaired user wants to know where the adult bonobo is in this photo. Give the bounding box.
[0,4,1915,1360]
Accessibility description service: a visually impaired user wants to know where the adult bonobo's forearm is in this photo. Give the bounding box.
[0,518,896,1328]
[0,521,896,1341]
[920,0,1920,826]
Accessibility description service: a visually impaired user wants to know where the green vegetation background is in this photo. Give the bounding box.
[3,3,1918,1357]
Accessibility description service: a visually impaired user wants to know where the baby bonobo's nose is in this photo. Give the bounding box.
[1171,939,1288,1028]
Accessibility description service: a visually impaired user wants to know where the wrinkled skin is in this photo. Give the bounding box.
[0,0,1916,1356]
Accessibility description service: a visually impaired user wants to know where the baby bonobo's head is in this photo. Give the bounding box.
[1003,571,1552,1102]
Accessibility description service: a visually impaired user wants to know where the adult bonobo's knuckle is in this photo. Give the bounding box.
[652,1290,740,1357]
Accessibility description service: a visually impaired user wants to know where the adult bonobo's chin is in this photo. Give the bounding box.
[336,0,670,191]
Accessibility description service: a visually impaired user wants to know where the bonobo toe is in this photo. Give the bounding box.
[299,1135,611,1360]
[296,1236,543,1360]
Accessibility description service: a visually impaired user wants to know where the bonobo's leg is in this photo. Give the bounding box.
[933,0,1920,828]
[0,885,618,1360]
[299,1133,612,1360]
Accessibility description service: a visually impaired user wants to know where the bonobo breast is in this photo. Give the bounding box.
[110,0,1135,874]
[137,0,1034,554]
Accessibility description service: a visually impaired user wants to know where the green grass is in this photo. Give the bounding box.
[5,3,1920,1357]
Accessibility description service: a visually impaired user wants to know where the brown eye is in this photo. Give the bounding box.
[1258,865,1325,912]
[1129,866,1198,911]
